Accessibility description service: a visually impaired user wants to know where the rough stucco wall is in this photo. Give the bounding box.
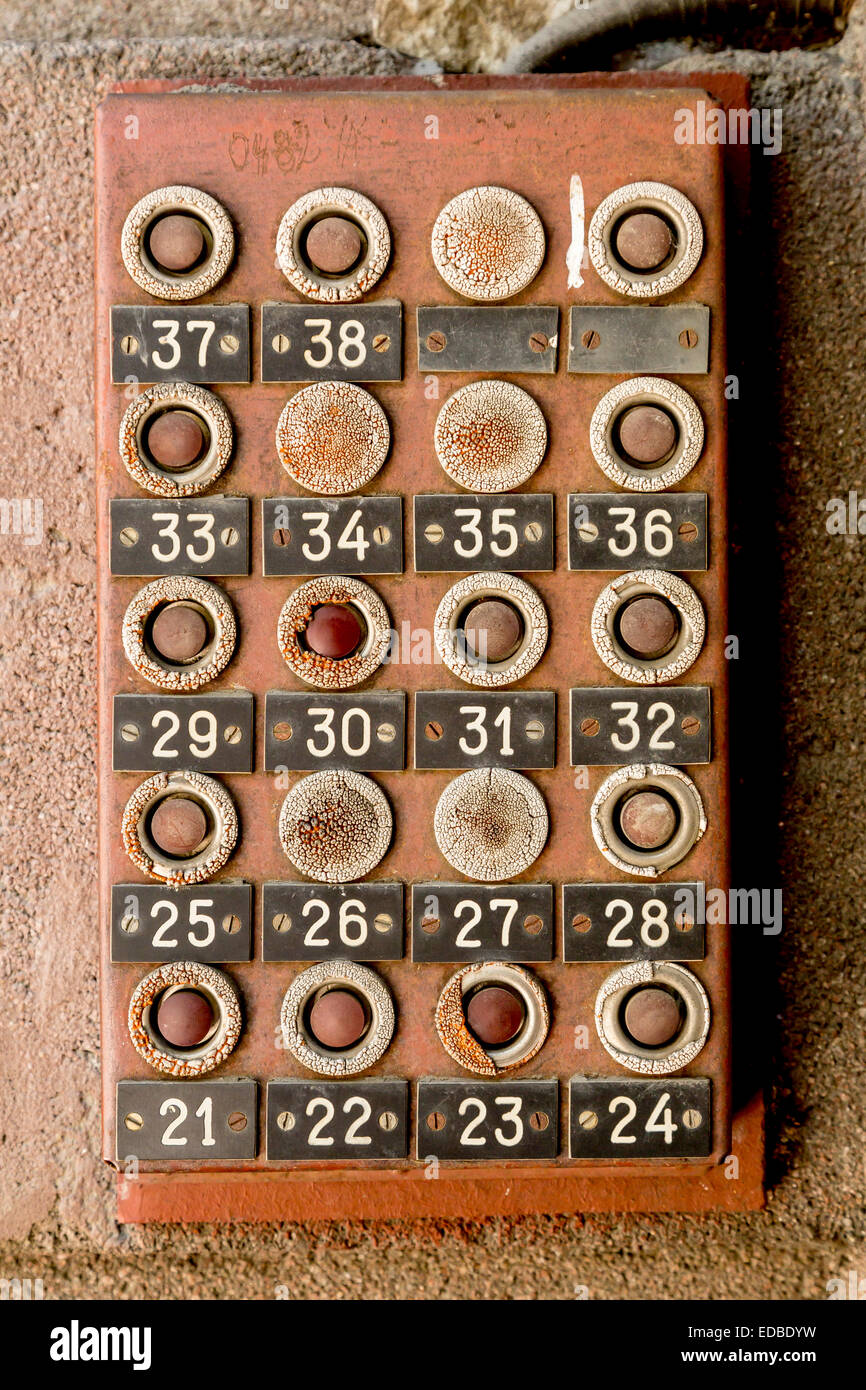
[1,5,866,1299]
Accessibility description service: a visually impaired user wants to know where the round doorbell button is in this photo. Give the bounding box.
[434,379,547,493]
[278,770,392,883]
[280,961,395,1077]
[122,770,238,886]
[588,181,702,298]
[119,382,233,498]
[276,381,390,496]
[595,961,710,1075]
[435,962,549,1076]
[123,575,236,691]
[277,187,390,302]
[591,570,704,685]
[591,763,706,878]
[434,767,548,882]
[121,185,234,300]
[590,376,703,492]
[277,575,390,690]
[432,186,545,301]
[128,961,242,1077]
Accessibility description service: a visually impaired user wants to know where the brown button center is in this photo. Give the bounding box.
[146,411,206,470]
[462,599,524,663]
[614,211,673,272]
[617,595,679,659]
[309,990,368,1049]
[148,213,206,273]
[149,796,209,859]
[465,985,525,1047]
[304,603,364,660]
[619,790,678,850]
[623,987,682,1048]
[305,217,363,275]
[617,405,677,464]
[151,603,209,663]
[156,989,215,1048]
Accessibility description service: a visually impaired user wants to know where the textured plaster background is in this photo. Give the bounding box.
[0,1,865,1300]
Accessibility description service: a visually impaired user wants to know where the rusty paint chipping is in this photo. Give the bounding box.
[434,767,548,881]
[431,185,545,301]
[278,769,392,883]
[276,381,391,495]
[127,959,242,1077]
[277,574,390,689]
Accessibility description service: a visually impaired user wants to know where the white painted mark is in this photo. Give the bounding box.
[567,174,585,290]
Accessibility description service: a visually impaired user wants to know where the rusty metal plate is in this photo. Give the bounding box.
[116,1080,258,1160]
[562,882,705,963]
[417,306,558,373]
[262,496,403,576]
[568,305,710,374]
[266,1080,409,1158]
[570,686,711,766]
[569,1077,712,1159]
[110,304,251,383]
[261,302,403,383]
[113,692,255,773]
[110,497,251,577]
[111,882,253,963]
[411,883,554,963]
[413,493,554,572]
[95,74,751,1220]
[261,881,404,961]
[568,493,708,572]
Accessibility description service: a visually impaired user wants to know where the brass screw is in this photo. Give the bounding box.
[678,328,698,349]
[681,716,701,737]
[222,914,241,934]
[425,721,443,740]
[529,1111,549,1130]
[373,913,393,933]
[373,525,391,545]
[372,334,390,353]
[524,521,543,543]
[273,721,293,741]
[580,717,600,737]
[120,915,140,934]
[675,914,694,933]
[120,723,140,742]
[272,913,292,933]
[272,334,291,354]
[118,526,139,548]
[578,521,599,543]
[277,1110,295,1130]
[124,1112,143,1131]
[219,334,240,355]
[427,1111,446,1131]
[523,914,544,935]
[273,528,291,547]
[525,719,545,742]
[578,1109,598,1130]
[424,523,444,545]
[220,526,239,547]
[426,331,447,353]
[581,329,601,351]
[120,335,139,355]
[377,722,397,743]
[528,332,549,354]
[572,913,592,933]
[379,1111,398,1131]
[421,916,440,934]
[224,725,243,744]
[682,1108,703,1129]
[678,520,699,543]
[227,1112,247,1132]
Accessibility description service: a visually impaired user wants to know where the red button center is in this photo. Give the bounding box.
[156,989,215,1048]
[465,985,526,1047]
[304,603,364,659]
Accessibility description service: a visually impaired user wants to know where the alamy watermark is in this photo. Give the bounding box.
[0,497,42,546]
[675,100,782,157]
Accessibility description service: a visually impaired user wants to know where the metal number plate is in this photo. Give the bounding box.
[110,304,251,383]
[562,882,705,963]
[416,306,558,373]
[262,496,403,576]
[568,493,708,571]
[111,882,253,963]
[414,493,554,572]
[261,302,402,382]
[570,687,711,766]
[411,883,554,963]
[417,1080,558,1161]
[568,305,710,374]
[109,498,250,577]
[414,691,555,770]
[116,1080,258,1161]
[569,1078,712,1159]
[264,692,405,772]
[266,1080,409,1159]
[113,692,254,773]
[262,882,404,962]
